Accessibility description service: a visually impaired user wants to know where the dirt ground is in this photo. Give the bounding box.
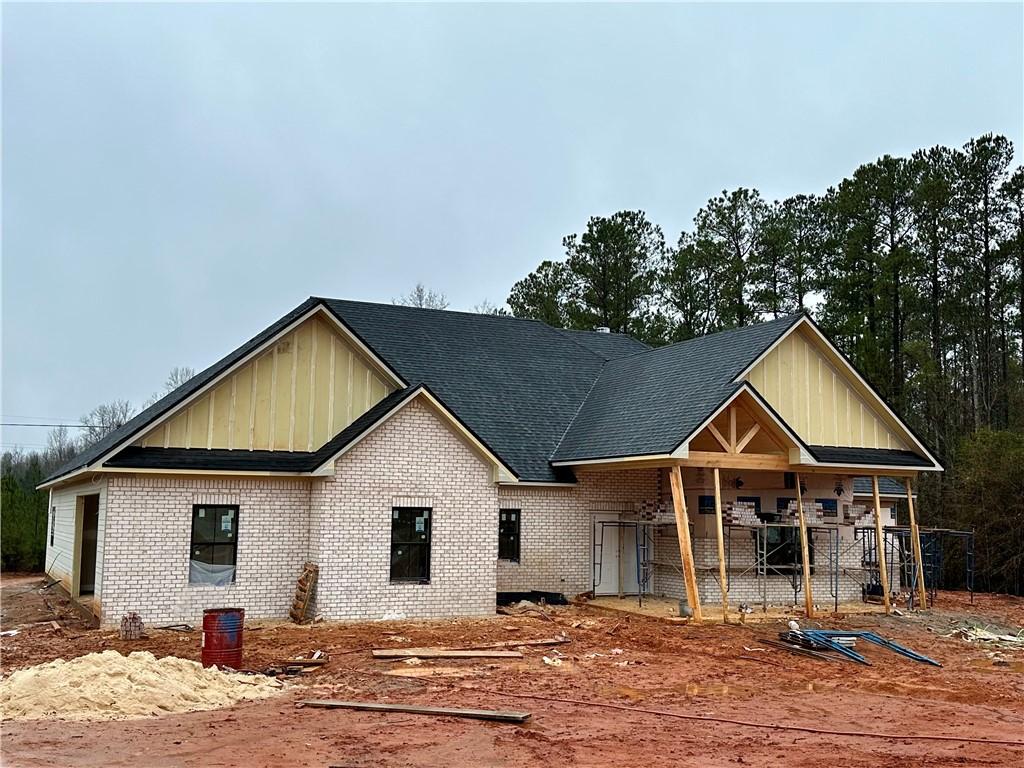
[2,574,1023,768]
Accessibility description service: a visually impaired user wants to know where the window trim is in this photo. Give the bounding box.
[498,508,521,562]
[189,504,240,584]
[390,507,432,584]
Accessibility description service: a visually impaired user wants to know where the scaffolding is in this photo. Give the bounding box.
[593,514,974,613]
[854,525,975,609]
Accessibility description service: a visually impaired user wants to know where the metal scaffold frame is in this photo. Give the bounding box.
[854,525,975,609]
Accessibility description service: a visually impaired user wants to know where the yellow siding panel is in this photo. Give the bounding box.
[746,327,908,451]
[131,314,394,454]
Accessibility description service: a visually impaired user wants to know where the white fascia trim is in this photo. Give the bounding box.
[733,317,943,471]
[809,462,937,474]
[310,387,518,483]
[37,466,91,491]
[82,304,407,479]
[672,382,808,460]
[550,453,675,467]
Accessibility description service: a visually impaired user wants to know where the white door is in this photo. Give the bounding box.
[593,515,640,595]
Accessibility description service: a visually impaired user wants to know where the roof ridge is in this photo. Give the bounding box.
[315,296,549,326]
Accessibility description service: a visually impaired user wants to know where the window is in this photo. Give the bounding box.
[816,498,838,518]
[498,509,520,562]
[698,495,716,515]
[49,507,56,546]
[391,508,431,582]
[190,505,239,585]
[757,500,813,574]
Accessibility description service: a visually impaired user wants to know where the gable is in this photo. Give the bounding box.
[743,324,909,451]
[136,315,395,452]
[687,390,793,457]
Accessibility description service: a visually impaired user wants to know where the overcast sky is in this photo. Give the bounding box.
[2,2,1022,451]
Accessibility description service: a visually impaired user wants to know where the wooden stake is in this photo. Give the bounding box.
[905,477,929,609]
[794,472,814,618]
[871,475,892,614]
[669,465,702,622]
[712,467,729,623]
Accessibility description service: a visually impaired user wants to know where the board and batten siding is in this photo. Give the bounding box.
[745,326,909,450]
[135,315,394,453]
[45,478,107,600]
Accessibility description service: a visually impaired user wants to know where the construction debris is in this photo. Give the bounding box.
[299,699,531,723]
[944,621,1024,647]
[119,612,144,640]
[289,562,319,624]
[777,629,941,666]
[372,648,523,659]
[155,623,194,632]
[542,655,562,667]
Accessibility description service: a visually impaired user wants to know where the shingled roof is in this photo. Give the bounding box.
[44,298,937,486]
[551,314,805,462]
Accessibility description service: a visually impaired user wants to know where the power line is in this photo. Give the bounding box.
[1,423,102,428]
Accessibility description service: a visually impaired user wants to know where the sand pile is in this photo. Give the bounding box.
[0,650,283,721]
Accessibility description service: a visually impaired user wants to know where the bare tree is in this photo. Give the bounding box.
[143,365,197,408]
[78,400,135,449]
[394,283,449,310]
[164,366,195,392]
[45,425,79,465]
[472,300,509,316]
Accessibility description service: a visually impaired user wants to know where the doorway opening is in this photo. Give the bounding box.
[77,494,99,596]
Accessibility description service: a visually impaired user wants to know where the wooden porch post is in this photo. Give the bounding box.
[871,475,892,614]
[669,465,702,622]
[794,472,814,618]
[712,468,729,623]
[905,477,929,609]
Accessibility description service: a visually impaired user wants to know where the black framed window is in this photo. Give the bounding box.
[816,498,838,517]
[499,509,520,562]
[50,507,56,546]
[391,508,431,582]
[757,500,813,573]
[190,505,239,584]
[697,495,716,515]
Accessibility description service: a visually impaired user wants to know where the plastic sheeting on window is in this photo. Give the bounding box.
[189,560,235,586]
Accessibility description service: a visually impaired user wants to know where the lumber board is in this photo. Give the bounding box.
[669,465,702,622]
[372,649,523,659]
[871,475,892,614]
[456,637,568,650]
[794,473,815,619]
[905,477,929,608]
[299,699,531,723]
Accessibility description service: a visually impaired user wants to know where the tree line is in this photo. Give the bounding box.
[1,367,195,571]
[508,133,1023,595]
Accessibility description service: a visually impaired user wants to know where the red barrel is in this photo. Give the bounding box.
[201,608,244,669]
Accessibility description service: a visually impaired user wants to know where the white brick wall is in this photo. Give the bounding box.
[309,399,500,621]
[101,475,311,626]
[496,469,660,596]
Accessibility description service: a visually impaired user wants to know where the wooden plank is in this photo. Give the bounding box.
[298,699,531,723]
[372,649,523,659]
[681,452,790,471]
[454,637,568,650]
[669,465,702,622]
[795,472,814,619]
[712,467,729,624]
[729,406,737,450]
[905,477,929,608]
[707,423,731,452]
[735,423,761,454]
[871,475,892,614]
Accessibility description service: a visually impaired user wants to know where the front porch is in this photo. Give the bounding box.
[572,389,935,623]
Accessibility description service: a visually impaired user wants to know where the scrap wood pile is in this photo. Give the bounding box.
[262,649,329,678]
[943,620,1024,647]
[371,634,570,661]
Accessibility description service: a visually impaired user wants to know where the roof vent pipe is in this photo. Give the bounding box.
[594,326,611,334]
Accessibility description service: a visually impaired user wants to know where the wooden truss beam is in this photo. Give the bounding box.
[795,472,814,618]
[712,467,729,623]
[905,477,929,609]
[669,465,702,622]
[871,475,892,614]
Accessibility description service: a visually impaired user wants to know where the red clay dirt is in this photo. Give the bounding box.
[2,573,1022,768]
